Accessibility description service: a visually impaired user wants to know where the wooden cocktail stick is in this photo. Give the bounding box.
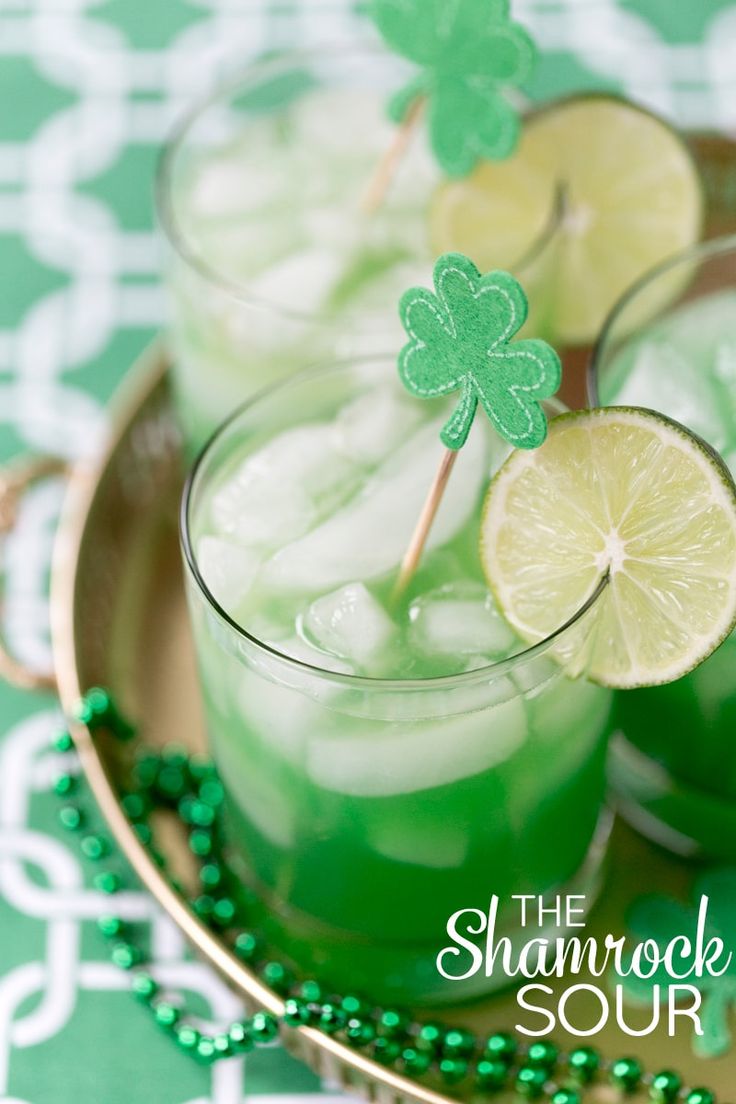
[393,446,458,603]
[360,97,426,216]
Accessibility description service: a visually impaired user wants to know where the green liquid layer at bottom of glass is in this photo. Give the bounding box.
[607,630,736,861]
[609,740,736,863]
[212,712,611,1006]
[222,799,613,1007]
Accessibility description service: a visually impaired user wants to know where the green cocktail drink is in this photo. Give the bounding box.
[158,46,703,457]
[590,236,736,860]
[157,52,438,452]
[182,357,612,1003]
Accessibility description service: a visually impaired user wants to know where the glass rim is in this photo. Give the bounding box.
[180,355,608,691]
[155,48,563,329]
[156,45,403,327]
[587,231,736,407]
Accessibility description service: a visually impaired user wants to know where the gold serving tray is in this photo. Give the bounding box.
[38,343,736,1102]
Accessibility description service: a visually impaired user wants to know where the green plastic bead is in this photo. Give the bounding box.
[261,961,292,994]
[161,743,188,766]
[178,799,198,825]
[111,941,141,970]
[527,1040,558,1069]
[373,1037,402,1066]
[131,973,158,1002]
[199,862,222,889]
[80,834,109,861]
[551,1091,581,1104]
[97,914,124,939]
[475,1058,508,1090]
[378,1008,409,1038]
[211,897,236,928]
[93,871,121,894]
[54,730,74,753]
[346,1017,375,1047]
[251,1011,279,1043]
[188,753,215,781]
[298,979,322,1004]
[133,754,160,788]
[53,773,76,797]
[189,829,213,857]
[687,1091,716,1104]
[195,1036,217,1065]
[77,688,135,740]
[75,687,111,726]
[58,805,84,831]
[154,1001,180,1030]
[193,894,214,920]
[651,1072,683,1102]
[121,793,147,821]
[234,931,260,963]
[484,1031,517,1064]
[341,994,369,1017]
[443,1027,475,1057]
[417,1021,445,1053]
[516,1066,547,1098]
[228,1021,254,1053]
[133,822,152,846]
[439,1057,468,1084]
[319,1003,346,1035]
[156,764,186,800]
[176,1024,200,1052]
[283,998,310,1027]
[568,1046,600,1083]
[401,1047,431,1076]
[212,1033,232,1058]
[610,1057,643,1092]
[199,779,224,807]
[179,797,216,828]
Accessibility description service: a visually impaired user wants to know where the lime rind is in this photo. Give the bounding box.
[480,406,736,689]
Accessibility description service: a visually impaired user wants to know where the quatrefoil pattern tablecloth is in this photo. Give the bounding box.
[1,2,734,1101]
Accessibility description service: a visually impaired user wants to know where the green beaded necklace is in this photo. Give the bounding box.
[51,689,723,1103]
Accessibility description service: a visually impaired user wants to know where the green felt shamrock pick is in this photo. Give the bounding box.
[370,0,536,176]
[398,253,561,450]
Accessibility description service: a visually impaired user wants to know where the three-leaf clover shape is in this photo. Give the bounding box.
[399,253,561,450]
[371,0,536,176]
[617,869,736,1059]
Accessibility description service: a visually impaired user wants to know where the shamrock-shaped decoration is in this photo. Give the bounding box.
[618,869,736,1059]
[398,253,561,450]
[370,0,536,176]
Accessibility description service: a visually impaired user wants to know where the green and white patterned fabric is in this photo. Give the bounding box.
[1,2,734,1101]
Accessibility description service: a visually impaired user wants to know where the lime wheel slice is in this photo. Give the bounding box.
[480,407,736,688]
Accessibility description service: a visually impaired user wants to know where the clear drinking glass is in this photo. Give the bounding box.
[157,49,440,454]
[181,355,613,1004]
[588,234,736,860]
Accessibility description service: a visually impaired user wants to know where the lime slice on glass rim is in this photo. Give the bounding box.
[480,407,736,689]
[430,94,704,344]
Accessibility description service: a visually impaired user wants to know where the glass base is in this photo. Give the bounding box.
[226,809,613,1007]
[609,732,736,861]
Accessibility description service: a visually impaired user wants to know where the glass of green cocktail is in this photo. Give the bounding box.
[589,235,736,860]
[157,42,702,456]
[181,354,613,1004]
[157,51,438,454]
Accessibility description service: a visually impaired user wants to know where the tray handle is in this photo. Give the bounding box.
[0,455,69,692]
